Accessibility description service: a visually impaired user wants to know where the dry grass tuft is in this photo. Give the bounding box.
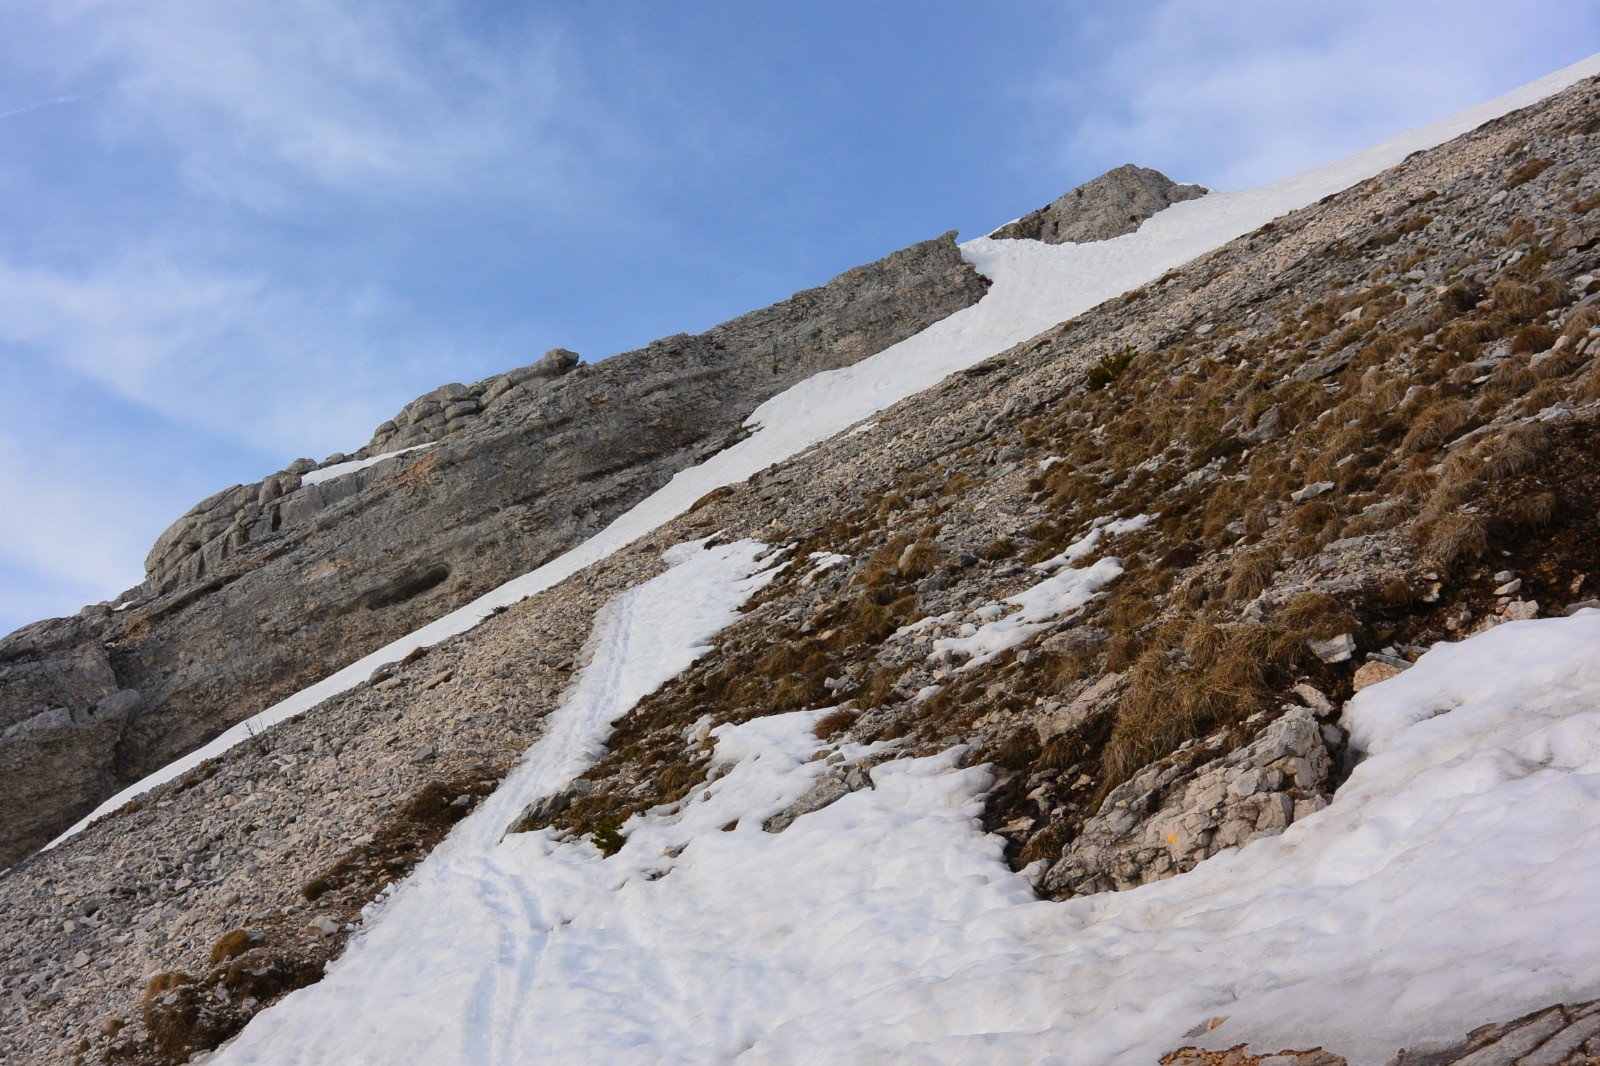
[1420,511,1489,574]
[1098,622,1301,797]
[1480,423,1551,479]
[1401,399,1472,454]
[1511,323,1557,354]
[813,709,857,740]
[1504,490,1560,527]
[209,929,253,966]
[1278,591,1358,639]
[1504,156,1552,189]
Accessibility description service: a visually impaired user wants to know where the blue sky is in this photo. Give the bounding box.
[1,1,1596,634]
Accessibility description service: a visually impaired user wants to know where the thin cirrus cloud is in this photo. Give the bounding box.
[53,0,690,210]
[0,0,702,632]
[1022,0,1600,191]
[0,249,478,459]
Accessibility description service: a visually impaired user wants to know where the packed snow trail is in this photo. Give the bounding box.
[216,537,778,1064]
[49,50,1600,847]
[222,610,1600,1064]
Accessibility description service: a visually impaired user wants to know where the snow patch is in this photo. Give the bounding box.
[300,444,436,487]
[932,517,1148,670]
[227,612,1600,1064]
[801,551,849,584]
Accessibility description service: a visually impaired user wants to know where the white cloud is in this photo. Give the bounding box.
[0,250,495,459]
[26,0,693,213]
[1022,0,1600,189]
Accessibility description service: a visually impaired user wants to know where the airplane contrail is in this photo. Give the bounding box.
[0,90,105,123]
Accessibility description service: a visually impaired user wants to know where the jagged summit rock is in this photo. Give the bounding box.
[989,163,1208,244]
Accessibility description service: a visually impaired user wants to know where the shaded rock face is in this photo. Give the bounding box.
[989,163,1208,244]
[0,231,989,868]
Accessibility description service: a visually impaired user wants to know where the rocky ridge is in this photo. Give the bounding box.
[0,231,987,867]
[1,70,1599,1065]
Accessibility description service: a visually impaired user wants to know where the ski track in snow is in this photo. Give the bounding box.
[217,537,779,1065]
[48,51,1600,848]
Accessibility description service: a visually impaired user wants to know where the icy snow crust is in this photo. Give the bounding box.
[223,603,1600,1064]
[49,52,1600,847]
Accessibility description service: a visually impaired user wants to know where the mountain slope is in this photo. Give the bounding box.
[2,54,1600,1066]
[0,231,987,867]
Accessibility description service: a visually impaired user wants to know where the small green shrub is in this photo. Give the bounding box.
[592,816,627,857]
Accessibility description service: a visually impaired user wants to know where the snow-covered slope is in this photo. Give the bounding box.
[217,537,781,1063]
[219,597,1600,1063]
[49,51,1600,854]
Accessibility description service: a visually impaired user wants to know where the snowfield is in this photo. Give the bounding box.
[219,587,1600,1063]
[218,536,782,1064]
[49,51,1600,846]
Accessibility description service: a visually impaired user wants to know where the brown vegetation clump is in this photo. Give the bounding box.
[209,928,254,965]
[1504,156,1552,189]
[813,709,858,740]
[1098,622,1303,796]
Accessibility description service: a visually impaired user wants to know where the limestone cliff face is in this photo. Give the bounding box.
[0,231,988,867]
[989,163,1207,244]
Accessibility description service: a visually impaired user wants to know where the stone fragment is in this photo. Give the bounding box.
[1307,634,1356,664]
[763,767,873,834]
[1291,481,1336,502]
[1036,673,1126,742]
[1502,600,1539,622]
[1045,707,1333,899]
[1240,404,1281,443]
[1292,684,1335,716]
[1353,661,1403,692]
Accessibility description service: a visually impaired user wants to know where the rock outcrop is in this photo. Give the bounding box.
[0,231,988,867]
[989,163,1207,244]
[1392,1000,1600,1064]
[1042,705,1337,898]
